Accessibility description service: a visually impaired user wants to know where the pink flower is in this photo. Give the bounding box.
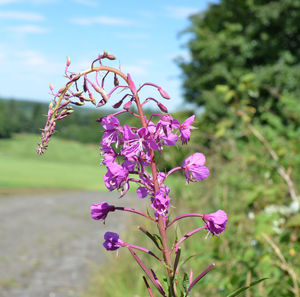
[182,153,209,183]
[202,210,228,235]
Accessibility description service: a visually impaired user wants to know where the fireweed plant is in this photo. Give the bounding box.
[37,52,228,297]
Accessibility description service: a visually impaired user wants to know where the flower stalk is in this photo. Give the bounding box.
[37,52,228,297]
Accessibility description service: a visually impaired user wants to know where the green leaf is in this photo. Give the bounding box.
[286,214,300,227]
[226,278,268,297]
[173,248,181,275]
[182,272,190,294]
[138,227,163,250]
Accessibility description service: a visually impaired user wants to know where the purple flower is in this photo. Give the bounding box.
[162,129,178,146]
[101,116,123,147]
[122,125,158,158]
[151,192,171,217]
[179,115,196,144]
[151,184,171,217]
[158,114,179,130]
[91,202,115,221]
[103,232,126,251]
[202,210,228,235]
[136,186,149,198]
[182,153,210,183]
[104,162,129,191]
[100,142,117,165]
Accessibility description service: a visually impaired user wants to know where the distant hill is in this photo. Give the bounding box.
[0,98,142,143]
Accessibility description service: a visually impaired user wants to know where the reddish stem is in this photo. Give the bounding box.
[143,276,155,297]
[127,244,164,264]
[185,263,215,297]
[175,226,206,252]
[133,89,175,295]
[167,213,204,228]
[115,206,155,222]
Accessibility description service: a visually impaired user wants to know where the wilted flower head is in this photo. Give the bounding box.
[91,202,115,221]
[103,232,126,251]
[182,152,210,183]
[202,210,228,235]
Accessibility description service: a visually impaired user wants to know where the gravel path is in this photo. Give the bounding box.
[0,191,144,297]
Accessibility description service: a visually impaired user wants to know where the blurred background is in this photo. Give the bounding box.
[1,0,300,297]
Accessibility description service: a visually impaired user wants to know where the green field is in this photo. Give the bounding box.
[0,134,106,191]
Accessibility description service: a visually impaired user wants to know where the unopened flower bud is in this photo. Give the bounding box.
[91,83,109,103]
[88,92,96,105]
[74,91,84,97]
[97,99,107,107]
[66,56,71,67]
[114,74,119,86]
[107,54,116,60]
[72,101,85,106]
[83,77,88,92]
[49,83,54,91]
[112,99,124,109]
[127,73,136,94]
[158,102,168,113]
[123,100,132,110]
[158,87,170,99]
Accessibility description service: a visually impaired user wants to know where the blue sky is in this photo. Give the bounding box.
[0,0,215,111]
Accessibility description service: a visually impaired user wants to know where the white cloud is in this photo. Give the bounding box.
[7,24,49,34]
[14,50,60,73]
[0,0,18,5]
[0,10,45,21]
[165,6,199,19]
[0,0,57,4]
[74,0,99,7]
[70,16,133,26]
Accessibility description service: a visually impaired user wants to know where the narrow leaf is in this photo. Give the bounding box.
[226,278,268,297]
[128,247,166,297]
[173,248,181,276]
[185,263,215,297]
[138,226,162,250]
[143,276,155,297]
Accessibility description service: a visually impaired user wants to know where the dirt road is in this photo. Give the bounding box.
[0,191,143,297]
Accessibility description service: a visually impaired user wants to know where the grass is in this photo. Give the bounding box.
[0,134,106,191]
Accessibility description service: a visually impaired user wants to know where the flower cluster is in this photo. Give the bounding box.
[99,113,209,217]
[38,52,228,297]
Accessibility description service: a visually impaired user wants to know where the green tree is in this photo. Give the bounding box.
[176,1,300,296]
[0,100,12,138]
[179,0,300,124]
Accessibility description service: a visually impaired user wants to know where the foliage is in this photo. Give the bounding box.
[178,0,300,127]
[174,1,300,295]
